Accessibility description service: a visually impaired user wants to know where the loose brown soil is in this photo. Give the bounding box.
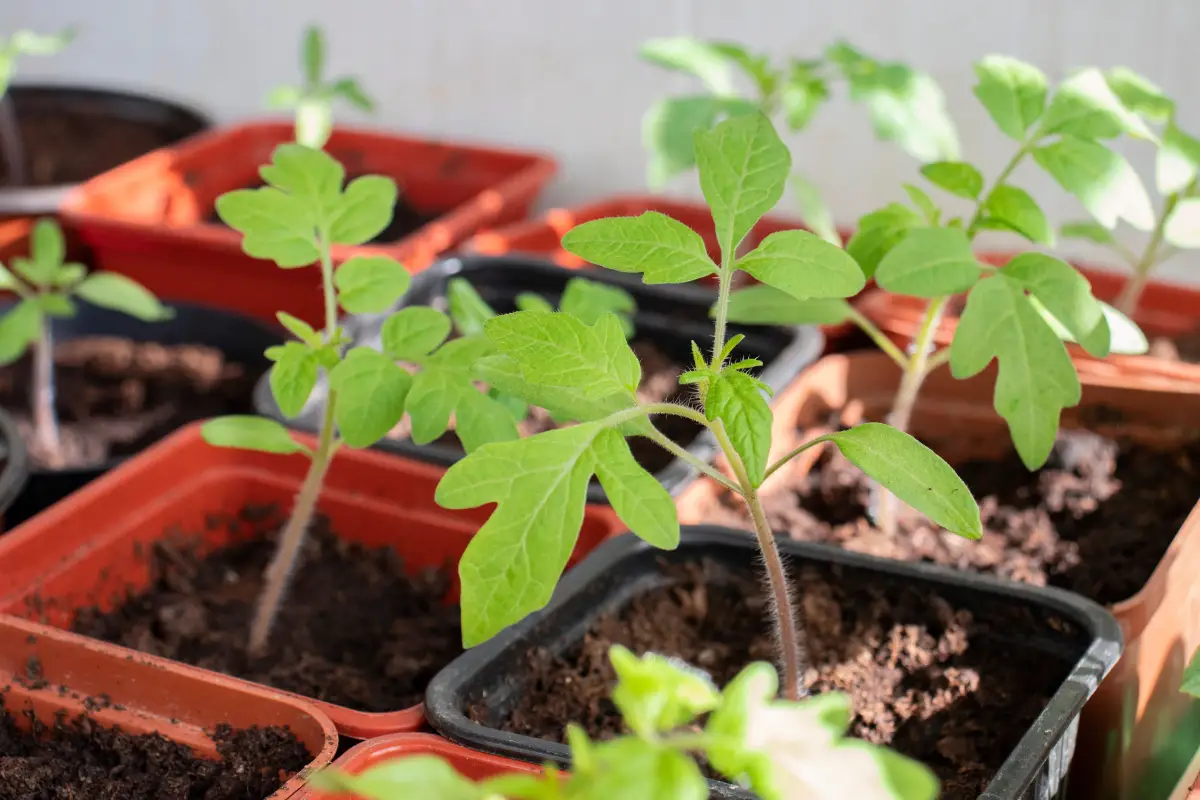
[71,506,463,712]
[389,341,698,475]
[700,423,1200,606]
[0,337,263,471]
[0,699,311,799]
[473,558,1076,798]
[0,110,179,188]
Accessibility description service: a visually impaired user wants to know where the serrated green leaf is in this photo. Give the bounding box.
[592,429,679,548]
[215,188,320,268]
[874,227,980,297]
[380,306,452,361]
[920,161,984,200]
[736,229,866,305]
[477,354,642,428]
[1106,67,1173,123]
[846,202,924,279]
[973,55,1047,141]
[0,300,42,365]
[515,292,555,313]
[1164,198,1200,249]
[201,416,309,455]
[724,285,853,326]
[301,25,324,89]
[694,111,791,261]
[561,211,717,285]
[334,255,410,313]
[790,174,841,246]
[1183,647,1200,698]
[1039,68,1155,141]
[405,337,519,452]
[902,183,940,225]
[560,278,637,336]
[447,278,497,336]
[983,185,1054,245]
[1157,121,1200,195]
[310,756,484,800]
[328,175,398,245]
[328,347,411,448]
[74,273,173,322]
[706,370,771,487]
[1033,136,1154,231]
[269,341,319,418]
[1002,252,1110,357]
[30,217,64,274]
[258,144,344,211]
[1060,220,1117,246]
[609,645,717,737]
[950,274,1079,469]
[453,386,522,454]
[642,95,759,188]
[581,738,708,800]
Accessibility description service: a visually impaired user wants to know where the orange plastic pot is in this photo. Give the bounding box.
[297,733,539,799]
[855,255,1200,392]
[0,422,623,740]
[60,121,558,326]
[464,194,864,353]
[0,613,337,799]
[676,352,1200,800]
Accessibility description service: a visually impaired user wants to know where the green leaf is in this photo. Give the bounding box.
[269,341,319,418]
[74,273,173,322]
[790,174,841,246]
[592,429,679,548]
[781,61,829,132]
[1183,648,1200,698]
[201,416,309,455]
[562,211,717,285]
[983,185,1053,245]
[874,227,980,298]
[51,262,86,289]
[972,55,1048,140]
[1157,121,1200,195]
[265,84,301,110]
[846,203,924,279]
[950,274,1080,469]
[328,175,398,245]
[334,255,411,313]
[0,300,42,365]
[574,738,708,800]
[694,111,791,261]
[1099,302,1149,356]
[1033,136,1154,231]
[301,25,324,89]
[828,424,981,538]
[405,337,519,452]
[639,37,739,94]
[920,161,984,200]
[560,278,637,335]
[277,311,321,346]
[380,306,452,361]
[609,645,718,737]
[706,370,771,487]
[30,217,65,274]
[1002,252,1110,357]
[331,77,375,112]
[295,97,333,150]
[258,143,344,210]
[327,347,411,448]
[447,278,497,336]
[874,748,941,800]
[310,756,484,800]
[724,285,853,326]
[642,95,758,188]
[736,229,865,302]
[477,354,640,428]
[1164,198,1200,249]
[1039,68,1155,141]
[0,263,18,292]
[1106,67,1173,123]
[1060,220,1117,246]
[9,28,75,56]
[215,188,320,268]
[35,293,75,318]
[515,292,555,313]
[902,183,940,225]
[846,64,960,162]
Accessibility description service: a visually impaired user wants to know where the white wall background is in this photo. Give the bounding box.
[5,0,1200,282]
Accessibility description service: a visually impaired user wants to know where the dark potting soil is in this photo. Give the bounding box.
[70,507,463,713]
[0,109,177,188]
[389,340,697,474]
[473,558,1074,798]
[207,178,437,244]
[701,424,1200,606]
[0,337,264,471]
[0,699,311,799]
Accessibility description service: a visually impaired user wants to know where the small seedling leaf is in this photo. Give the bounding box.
[1106,67,1173,123]
[334,255,411,313]
[327,347,411,448]
[736,229,865,301]
[1003,252,1110,356]
[269,341,320,418]
[30,217,65,274]
[277,311,321,346]
[201,416,309,455]
[706,370,772,487]
[642,95,759,188]
[983,185,1054,245]
[1157,121,1200,196]
[1033,136,1154,231]
[724,285,854,326]
[1164,198,1200,249]
[561,212,717,285]
[74,273,173,322]
[790,174,841,246]
[972,55,1048,140]
[560,278,638,335]
[0,300,42,365]
[258,144,344,211]
[845,203,924,279]
[1060,220,1116,246]
[920,161,984,200]
[1038,67,1155,142]
[447,278,497,336]
[380,306,452,361]
[328,175,398,245]
[874,227,981,297]
[216,188,320,268]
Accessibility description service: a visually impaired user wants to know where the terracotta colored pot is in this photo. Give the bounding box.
[0,422,623,740]
[854,256,1200,392]
[675,352,1200,800]
[464,194,864,353]
[297,733,539,799]
[0,613,337,799]
[59,121,558,326]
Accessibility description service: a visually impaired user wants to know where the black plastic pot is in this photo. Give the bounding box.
[2,301,281,526]
[0,84,210,215]
[424,528,1123,800]
[254,254,824,503]
[0,406,30,528]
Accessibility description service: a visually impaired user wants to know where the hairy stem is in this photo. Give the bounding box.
[1113,191,1180,318]
[746,487,805,700]
[645,426,740,494]
[0,95,25,186]
[31,322,62,467]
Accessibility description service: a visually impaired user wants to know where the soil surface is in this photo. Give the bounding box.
[474,558,1075,798]
[208,178,437,244]
[0,699,311,799]
[389,341,697,475]
[0,109,179,188]
[700,423,1200,606]
[0,337,263,471]
[71,506,462,712]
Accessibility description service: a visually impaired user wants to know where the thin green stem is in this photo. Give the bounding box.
[846,305,909,369]
[710,256,735,370]
[967,140,1034,237]
[1114,190,1183,317]
[762,432,839,484]
[923,347,952,376]
[646,427,740,494]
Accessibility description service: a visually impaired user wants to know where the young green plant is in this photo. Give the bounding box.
[1056,67,1200,318]
[434,111,981,702]
[447,275,637,339]
[727,55,1151,534]
[0,27,74,186]
[0,217,171,468]
[200,144,519,655]
[313,646,938,800]
[641,37,959,245]
[266,25,374,149]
